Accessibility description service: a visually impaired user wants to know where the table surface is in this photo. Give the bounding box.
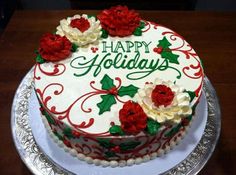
[0,10,235,175]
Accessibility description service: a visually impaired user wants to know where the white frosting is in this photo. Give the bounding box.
[56,14,102,46]
[35,22,203,135]
[135,78,192,123]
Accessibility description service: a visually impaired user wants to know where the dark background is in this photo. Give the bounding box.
[1,0,236,34]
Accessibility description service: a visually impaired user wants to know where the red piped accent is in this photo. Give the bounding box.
[34,63,66,80]
[111,145,121,153]
[91,47,99,53]
[70,17,90,33]
[110,121,115,126]
[63,139,72,148]
[108,87,118,95]
[153,47,163,54]
[72,130,81,138]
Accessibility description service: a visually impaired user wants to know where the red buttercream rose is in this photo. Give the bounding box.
[151,85,174,107]
[97,5,141,37]
[70,17,90,33]
[119,101,147,134]
[39,33,72,62]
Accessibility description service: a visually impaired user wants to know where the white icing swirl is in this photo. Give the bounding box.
[135,78,192,123]
[56,14,102,46]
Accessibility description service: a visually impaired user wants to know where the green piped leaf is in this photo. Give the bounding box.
[42,109,55,125]
[101,29,108,38]
[157,36,180,64]
[118,85,139,97]
[100,74,115,90]
[71,43,78,52]
[63,127,74,139]
[105,151,117,158]
[97,94,116,115]
[186,115,193,121]
[53,131,63,140]
[139,21,146,29]
[186,90,196,102]
[97,138,115,148]
[133,27,142,36]
[157,36,171,49]
[87,14,96,19]
[36,54,45,64]
[192,103,197,114]
[119,141,140,151]
[200,58,204,69]
[109,125,124,135]
[161,51,179,64]
[165,124,182,137]
[146,118,161,135]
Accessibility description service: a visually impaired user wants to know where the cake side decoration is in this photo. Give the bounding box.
[56,14,101,46]
[97,5,144,37]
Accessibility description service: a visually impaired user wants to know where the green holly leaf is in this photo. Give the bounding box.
[119,141,140,151]
[36,54,45,64]
[157,36,171,49]
[139,21,146,29]
[186,115,193,121]
[42,109,55,125]
[161,51,179,64]
[109,125,124,135]
[146,118,161,135]
[53,131,63,140]
[133,27,142,36]
[100,74,115,90]
[200,58,204,69]
[186,90,196,102]
[105,151,117,158]
[97,138,115,148]
[192,104,197,114]
[63,127,74,139]
[71,43,78,52]
[87,14,96,19]
[118,85,139,97]
[101,29,108,38]
[97,94,116,115]
[165,124,182,137]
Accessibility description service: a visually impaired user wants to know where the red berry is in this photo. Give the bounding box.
[157,47,163,53]
[63,139,72,148]
[108,87,118,95]
[182,118,189,126]
[72,130,80,138]
[153,47,158,52]
[111,145,121,153]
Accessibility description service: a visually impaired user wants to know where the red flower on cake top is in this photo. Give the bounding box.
[97,5,141,37]
[56,14,101,46]
[151,85,175,107]
[38,33,72,62]
[135,78,192,124]
[119,101,147,134]
[70,17,90,33]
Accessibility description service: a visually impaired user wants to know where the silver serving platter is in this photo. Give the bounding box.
[11,68,221,175]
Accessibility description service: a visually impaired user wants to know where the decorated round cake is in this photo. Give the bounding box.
[33,6,204,167]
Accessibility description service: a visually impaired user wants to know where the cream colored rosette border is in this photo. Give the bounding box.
[135,78,192,124]
[56,14,102,46]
